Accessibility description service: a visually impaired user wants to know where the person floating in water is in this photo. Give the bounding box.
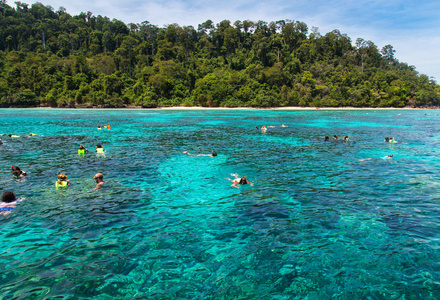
[281,124,288,127]
[343,136,349,142]
[197,150,217,157]
[11,166,26,179]
[29,132,38,136]
[227,174,254,187]
[94,171,106,188]
[96,145,105,153]
[334,134,338,141]
[56,173,70,187]
[98,126,102,130]
[183,150,217,157]
[78,145,89,155]
[8,134,19,138]
[1,191,25,215]
[324,136,329,141]
[359,153,393,162]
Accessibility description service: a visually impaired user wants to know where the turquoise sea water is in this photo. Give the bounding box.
[1,108,440,299]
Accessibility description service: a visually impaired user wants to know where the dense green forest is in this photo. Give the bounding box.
[1,1,439,108]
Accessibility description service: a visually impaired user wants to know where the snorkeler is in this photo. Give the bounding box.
[11,166,27,178]
[93,171,106,187]
[1,191,25,215]
[96,145,105,153]
[359,153,393,162]
[78,144,89,155]
[227,174,254,187]
[197,150,217,157]
[183,150,217,157]
[55,173,70,187]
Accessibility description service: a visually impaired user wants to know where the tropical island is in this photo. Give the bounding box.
[1,1,439,108]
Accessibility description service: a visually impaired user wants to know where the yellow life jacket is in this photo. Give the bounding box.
[55,181,68,187]
[78,149,85,155]
[96,148,104,153]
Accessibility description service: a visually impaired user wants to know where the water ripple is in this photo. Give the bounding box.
[1,109,440,298]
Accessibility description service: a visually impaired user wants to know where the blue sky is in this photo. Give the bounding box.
[31,0,440,81]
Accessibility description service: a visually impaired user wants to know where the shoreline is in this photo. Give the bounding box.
[157,106,421,110]
[1,106,436,110]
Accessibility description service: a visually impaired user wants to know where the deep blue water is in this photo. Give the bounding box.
[1,108,440,299]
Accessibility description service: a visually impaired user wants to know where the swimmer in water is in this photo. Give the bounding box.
[281,124,288,127]
[227,174,254,187]
[1,191,25,215]
[324,136,329,141]
[94,171,106,187]
[56,173,70,187]
[389,137,398,143]
[384,153,393,159]
[334,134,338,141]
[96,145,105,153]
[359,153,393,162]
[343,136,349,142]
[183,150,217,157]
[384,136,389,142]
[12,166,27,178]
[78,144,89,155]
[197,150,217,157]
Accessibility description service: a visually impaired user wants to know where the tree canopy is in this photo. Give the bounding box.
[1,2,439,108]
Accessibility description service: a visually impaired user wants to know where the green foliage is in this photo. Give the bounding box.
[0,2,439,108]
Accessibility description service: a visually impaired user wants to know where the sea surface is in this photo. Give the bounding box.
[1,108,440,299]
